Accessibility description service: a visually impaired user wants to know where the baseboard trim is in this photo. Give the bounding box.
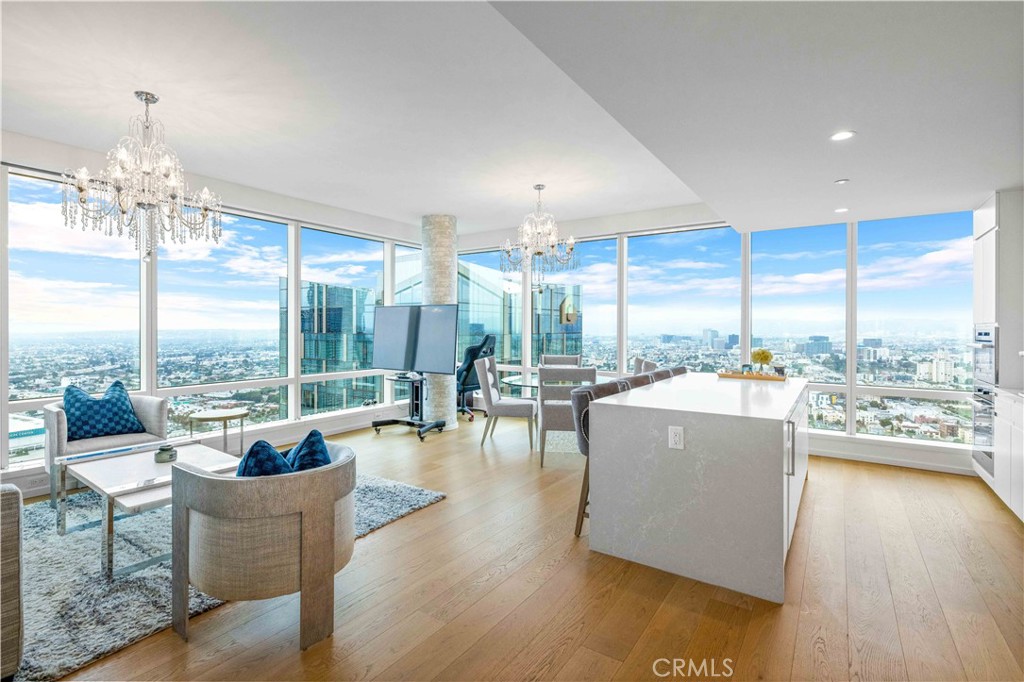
[810,431,975,476]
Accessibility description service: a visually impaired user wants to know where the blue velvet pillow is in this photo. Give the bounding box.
[236,440,293,477]
[286,429,332,472]
[63,380,146,441]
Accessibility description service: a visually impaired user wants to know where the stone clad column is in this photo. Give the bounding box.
[421,214,458,430]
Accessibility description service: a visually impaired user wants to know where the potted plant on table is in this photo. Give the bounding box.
[751,348,773,374]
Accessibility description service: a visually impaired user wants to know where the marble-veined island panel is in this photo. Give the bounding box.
[589,373,809,603]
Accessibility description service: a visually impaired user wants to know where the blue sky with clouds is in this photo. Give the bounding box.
[8,173,972,343]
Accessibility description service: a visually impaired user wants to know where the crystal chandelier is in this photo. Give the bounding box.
[62,91,222,258]
[500,184,577,285]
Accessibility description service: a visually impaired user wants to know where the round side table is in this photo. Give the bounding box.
[189,408,250,456]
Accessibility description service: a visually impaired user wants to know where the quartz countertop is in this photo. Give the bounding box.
[594,372,809,421]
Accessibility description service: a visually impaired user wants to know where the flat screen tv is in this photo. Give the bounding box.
[372,304,459,375]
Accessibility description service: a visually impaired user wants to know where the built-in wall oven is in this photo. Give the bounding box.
[973,323,998,387]
[972,324,999,475]
[972,385,995,475]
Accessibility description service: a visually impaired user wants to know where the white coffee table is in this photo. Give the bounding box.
[57,443,239,579]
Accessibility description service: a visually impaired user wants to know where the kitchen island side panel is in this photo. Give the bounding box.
[589,403,787,602]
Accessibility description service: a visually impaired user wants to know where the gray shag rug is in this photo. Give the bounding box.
[14,474,445,681]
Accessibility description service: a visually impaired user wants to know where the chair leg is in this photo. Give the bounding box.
[527,418,534,450]
[49,465,58,509]
[575,457,590,537]
[540,429,547,467]
[489,417,498,439]
[480,416,493,447]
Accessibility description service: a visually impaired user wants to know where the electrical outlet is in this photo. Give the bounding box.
[668,426,685,450]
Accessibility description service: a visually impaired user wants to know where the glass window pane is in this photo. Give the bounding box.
[300,228,384,375]
[856,394,973,444]
[532,238,617,370]
[166,386,288,439]
[809,390,847,432]
[158,212,287,388]
[458,251,522,365]
[857,212,973,390]
[8,174,140,396]
[395,245,422,305]
[301,377,383,416]
[627,227,741,372]
[8,410,45,465]
[752,224,846,382]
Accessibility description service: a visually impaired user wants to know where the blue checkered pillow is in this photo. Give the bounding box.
[63,380,147,441]
[237,440,293,477]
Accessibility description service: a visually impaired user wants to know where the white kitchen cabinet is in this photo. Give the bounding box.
[973,231,997,324]
[784,396,809,554]
[1011,420,1023,520]
[993,411,1013,507]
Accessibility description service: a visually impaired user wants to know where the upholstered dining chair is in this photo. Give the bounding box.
[632,358,658,375]
[669,365,689,377]
[539,354,582,367]
[650,368,674,382]
[570,381,625,536]
[172,441,356,650]
[473,356,536,449]
[617,373,655,390]
[537,366,597,466]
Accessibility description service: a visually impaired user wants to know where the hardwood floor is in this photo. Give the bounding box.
[67,418,1024,682]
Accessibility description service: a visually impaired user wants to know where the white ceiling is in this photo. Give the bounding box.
[494,1,1024,231]
[0,2,699,234]
[3,2,1021,236]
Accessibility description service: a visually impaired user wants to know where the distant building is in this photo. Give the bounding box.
[279,278,379,414]
[712,337,727,351]
[702,328,719,347]
[750,337,764,348]
[939,422,960,439]
[726,333,739,349]
[862,338,883,348]
[533,283,583,364]
[798,335,832,355]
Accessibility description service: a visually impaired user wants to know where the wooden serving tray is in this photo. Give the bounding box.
[716,372,787,382]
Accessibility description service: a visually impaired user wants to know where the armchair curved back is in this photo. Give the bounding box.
[172,441,356,650]
[172,442,356,601]
[456,334,495,392]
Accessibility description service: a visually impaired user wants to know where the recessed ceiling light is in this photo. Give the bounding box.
[835,207,849,213]
[830,130,857,141]
[834,178,851,184]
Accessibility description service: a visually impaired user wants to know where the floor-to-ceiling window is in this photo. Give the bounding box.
[157,212,290,437]
[856,212,974,443]
[458,250,522,366]
[298,228,385,415]
[532,237,617,371]
[394,244,422,305]
[626,227,741,372]
[6,173,141,462]
[752,223,847,431]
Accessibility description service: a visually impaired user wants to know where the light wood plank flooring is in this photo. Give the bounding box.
[66,417,1023,681]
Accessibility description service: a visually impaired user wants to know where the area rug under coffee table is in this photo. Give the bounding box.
[14,474,445,681]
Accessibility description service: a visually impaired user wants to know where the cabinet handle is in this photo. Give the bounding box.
[785,421,796,476]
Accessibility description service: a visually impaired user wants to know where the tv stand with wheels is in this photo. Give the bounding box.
[373,375,445,441]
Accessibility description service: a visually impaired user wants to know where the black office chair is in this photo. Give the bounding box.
[456,334,496,421]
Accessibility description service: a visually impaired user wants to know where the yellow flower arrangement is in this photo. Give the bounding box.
[751,348,773,371]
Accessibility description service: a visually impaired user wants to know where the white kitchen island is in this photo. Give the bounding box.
[589,372,810,603]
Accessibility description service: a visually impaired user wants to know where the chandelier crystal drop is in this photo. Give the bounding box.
[62,91,222,258]
[500,184,577,285]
